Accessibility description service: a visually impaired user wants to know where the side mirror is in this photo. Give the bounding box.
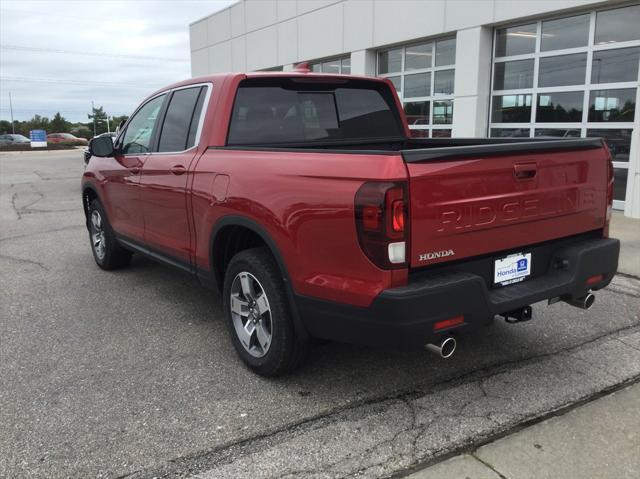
[89,135,115,157]
[83,149,92,165]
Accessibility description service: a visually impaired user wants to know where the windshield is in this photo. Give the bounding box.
[227,78,403,146]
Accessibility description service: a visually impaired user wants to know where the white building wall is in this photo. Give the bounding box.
[190,0,639,217]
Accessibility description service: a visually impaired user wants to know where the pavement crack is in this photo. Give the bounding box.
[0,253,50,270]
[471,453,509,479]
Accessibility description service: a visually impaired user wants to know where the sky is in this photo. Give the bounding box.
[0,0,236,123]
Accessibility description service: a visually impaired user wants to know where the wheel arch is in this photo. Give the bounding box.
[209,216,309,339]
[81,183,103,230]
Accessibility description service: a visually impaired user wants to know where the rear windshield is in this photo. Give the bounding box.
[227,78,403,146]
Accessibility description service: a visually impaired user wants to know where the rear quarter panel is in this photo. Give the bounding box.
[191,149,408,307]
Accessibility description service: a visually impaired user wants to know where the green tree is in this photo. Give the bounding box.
[50,112,70,133]
[24,115,50,134]
[0,120,12,134]
[88,105,108,135]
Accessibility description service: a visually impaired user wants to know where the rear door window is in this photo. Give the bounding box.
[157,86,205,152]
[227,79,403,145]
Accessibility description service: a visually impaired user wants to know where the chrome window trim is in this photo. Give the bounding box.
[117,82,213,157]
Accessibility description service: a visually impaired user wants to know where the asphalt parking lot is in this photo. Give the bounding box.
[1,150,639,478]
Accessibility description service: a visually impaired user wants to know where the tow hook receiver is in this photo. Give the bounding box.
[502,305,533,324]
[426,336,457,359]
[563,293,595,310]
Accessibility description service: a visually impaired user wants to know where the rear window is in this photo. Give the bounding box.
[158,86,204,152]
[227,78,403,146]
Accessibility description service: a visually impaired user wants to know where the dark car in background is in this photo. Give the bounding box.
[0,134,31,146]
[47,133,89,146]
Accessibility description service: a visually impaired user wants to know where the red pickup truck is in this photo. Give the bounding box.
[82,70,619,376]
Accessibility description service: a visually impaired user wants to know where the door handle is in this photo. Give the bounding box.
[170,165,186,175]
[514,163,537,180]
[130,167,140,175]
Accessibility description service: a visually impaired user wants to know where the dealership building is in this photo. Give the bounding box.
[190,0,640,217]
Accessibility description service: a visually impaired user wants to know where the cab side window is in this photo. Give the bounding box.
[121,94,166,154]
[157,86,206,152]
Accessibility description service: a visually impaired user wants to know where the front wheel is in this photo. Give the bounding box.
[223,248,306,376]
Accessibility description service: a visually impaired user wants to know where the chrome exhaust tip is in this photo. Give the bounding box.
[564,293,595,310]
[426,336,457,359]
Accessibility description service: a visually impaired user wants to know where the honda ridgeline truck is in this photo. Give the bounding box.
[82,68,619,376]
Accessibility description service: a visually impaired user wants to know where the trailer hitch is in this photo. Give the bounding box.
[501,305,533,324]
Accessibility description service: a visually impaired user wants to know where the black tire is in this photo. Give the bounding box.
[223,247,306,376]
[87,198,132,270]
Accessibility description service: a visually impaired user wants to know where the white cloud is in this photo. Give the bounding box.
[0,0,236,122]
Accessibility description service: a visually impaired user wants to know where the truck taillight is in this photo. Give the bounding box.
[604,144,614,237]
[355,182,408,269]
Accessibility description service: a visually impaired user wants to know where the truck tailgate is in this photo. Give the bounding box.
[403,140,609,269]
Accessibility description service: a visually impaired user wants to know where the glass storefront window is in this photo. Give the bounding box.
[541,14,590,51]
[435,37,456,66]
[595,5,640,44]
[491,128,531,137]
[538,53,587,87]
[612,168,628,201]
[587,129,632,162]
[405,42,432,70]
[378,37,455,137]
[492,94,532,123]
[433,100,453,124]
[404,72,431,98]
[495,23,536,57]
[493,59,534,90]
[588,89,636,122]
[432,129,452,138]
[536,92,584,122]
[535,128,581,138]
[310,55,351,74]
[434,70,455,95]
[591,47,640,84]
[377,48,402,74]
[404,101,430,126]
[490,8,639,209]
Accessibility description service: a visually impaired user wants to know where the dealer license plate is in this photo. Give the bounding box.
[494,252,532,286]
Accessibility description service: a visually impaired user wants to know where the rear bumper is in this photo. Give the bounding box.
[296,237,620,349]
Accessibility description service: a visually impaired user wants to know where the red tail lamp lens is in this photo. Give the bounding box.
[392,200,405,232]
[434,315,465,331]
[587,274,604,286]
[362,205,381,231]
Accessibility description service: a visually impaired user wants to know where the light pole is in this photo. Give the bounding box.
[9,92,15,133]
[91,100,96,136]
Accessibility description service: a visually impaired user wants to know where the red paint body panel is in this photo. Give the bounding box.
[407,148,608,268]
[82,71,611,312]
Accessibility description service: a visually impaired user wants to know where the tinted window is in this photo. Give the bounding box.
[496,24,536,57]
[435,37,456,66]
[158,87,203,152]
[434,70,454,95]
[227,80,403,145]
[592,47,640,84]
[587,129,632,162]
[404,72,430,98]
[378,48,403,74]
[595,5,640,44]
[404,101,430,125]
[187,88,206,149]
[588,88,636,122]
[536,91,584,122]
[541,14,589,51]
[492,94,532,123]
[535,129,581,138]
[405,42,432,70]
[493,59,534,90]
[538,53,587,87]
[121,94,165,154]
[433,100,453,124]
